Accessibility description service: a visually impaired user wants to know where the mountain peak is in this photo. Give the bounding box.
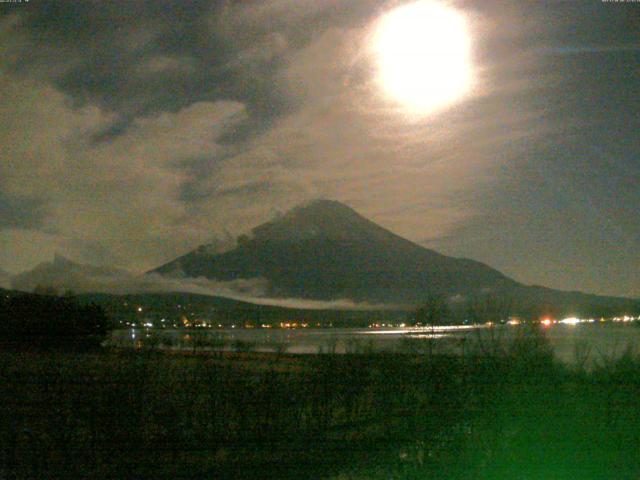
[251,199,377,242]
[52,253,77,267]
[275,199,364,224]
[294,199,359,215]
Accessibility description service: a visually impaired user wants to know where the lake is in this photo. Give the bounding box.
[108,321,640,366]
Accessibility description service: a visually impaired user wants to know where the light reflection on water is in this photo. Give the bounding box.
[363,324,483,334]
[108,323,640,364]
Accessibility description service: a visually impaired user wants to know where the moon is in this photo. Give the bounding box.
[373,1,473,115]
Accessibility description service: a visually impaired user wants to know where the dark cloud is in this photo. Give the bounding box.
[4,1,277,126]
[4,0,386,131]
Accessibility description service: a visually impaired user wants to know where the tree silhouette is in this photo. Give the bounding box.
[0,292,111,348]
[415,294,450,326]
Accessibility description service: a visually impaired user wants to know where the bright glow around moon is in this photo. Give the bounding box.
[373,0,473,114]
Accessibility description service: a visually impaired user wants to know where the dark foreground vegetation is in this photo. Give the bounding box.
[2,327,640,480]
[0,292,110,349]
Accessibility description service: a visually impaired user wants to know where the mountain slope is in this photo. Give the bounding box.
[153,200,517,303]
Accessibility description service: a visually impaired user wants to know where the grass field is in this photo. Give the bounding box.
[2,329,640,479]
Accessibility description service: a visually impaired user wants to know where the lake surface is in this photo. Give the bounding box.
[109,322,640,365]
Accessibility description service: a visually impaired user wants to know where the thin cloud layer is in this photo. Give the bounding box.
[10,255,394,310]
[10,254,267,298]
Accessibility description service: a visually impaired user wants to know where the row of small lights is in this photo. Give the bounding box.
[535,315,639,327]
[127,304,640,330]
[122,320,327,329]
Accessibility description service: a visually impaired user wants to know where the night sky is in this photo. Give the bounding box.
[0,0,638,298]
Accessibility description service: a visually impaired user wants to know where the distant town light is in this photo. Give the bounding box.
[560,317,581,325]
